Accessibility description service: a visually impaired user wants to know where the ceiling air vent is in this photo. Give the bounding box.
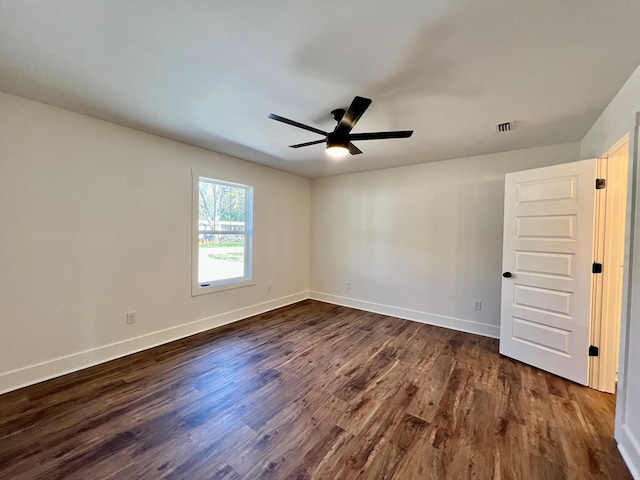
[496,121,514,133]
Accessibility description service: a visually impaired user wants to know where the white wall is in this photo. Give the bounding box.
[582,64,640,480]
[0,92,311,394]
[309,142,579,337]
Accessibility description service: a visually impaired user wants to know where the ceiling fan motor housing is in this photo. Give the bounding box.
[327,131,349,148]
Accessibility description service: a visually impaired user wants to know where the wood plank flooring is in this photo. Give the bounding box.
[0,300,631,479]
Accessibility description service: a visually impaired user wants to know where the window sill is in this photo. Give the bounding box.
[192,279,255,296]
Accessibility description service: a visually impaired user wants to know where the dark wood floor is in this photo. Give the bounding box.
[0,300,631,479]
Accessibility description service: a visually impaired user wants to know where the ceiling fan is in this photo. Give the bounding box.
[268,96,413,157]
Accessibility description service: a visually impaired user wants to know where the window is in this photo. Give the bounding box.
[192,174,253,295]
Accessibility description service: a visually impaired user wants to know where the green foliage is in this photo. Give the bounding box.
[198,241,244,248]
[208,252,244,262]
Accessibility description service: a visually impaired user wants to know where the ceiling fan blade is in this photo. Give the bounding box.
[335,96,372,136]
[268,113,327,136]
[348,130,413,141]
[289,139,326,148]
[348,142,362,155]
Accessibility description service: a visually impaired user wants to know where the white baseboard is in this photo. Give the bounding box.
[0,291,309,395]
[618,425,640,479]
[309,291,500,339]
[1,291,500,395]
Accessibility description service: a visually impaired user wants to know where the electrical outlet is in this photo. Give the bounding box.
[473,301,482,311]
[126,311,136,324]
[267,284,272,292]
[347,282,351,290]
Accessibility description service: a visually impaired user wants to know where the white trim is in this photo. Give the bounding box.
[618,425,640,480]
[589,136,629,393]
[193,279,256,295]
[0,291,308,395]
[615,112,639,468]
[309,291,500,339]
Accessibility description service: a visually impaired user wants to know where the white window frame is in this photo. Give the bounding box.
[192,172,254,296]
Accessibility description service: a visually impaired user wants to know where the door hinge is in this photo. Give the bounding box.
[589,345,599,357]
[592,262,603,274]
[596,178,606,189]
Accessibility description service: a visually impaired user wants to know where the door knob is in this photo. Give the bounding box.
[503,272,512,278]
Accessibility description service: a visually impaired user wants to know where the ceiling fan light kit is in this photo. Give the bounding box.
[326,146,350,158]
[269,96,413,157]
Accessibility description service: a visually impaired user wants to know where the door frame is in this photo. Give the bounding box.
[589,134,630,392]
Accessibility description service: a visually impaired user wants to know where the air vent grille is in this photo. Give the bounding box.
[496,121,513,133]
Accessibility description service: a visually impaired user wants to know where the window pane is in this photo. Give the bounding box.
[194,176,252,294]
[198,234,245,284]
[199,182,246,232]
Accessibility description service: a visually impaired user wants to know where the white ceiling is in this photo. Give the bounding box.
[1,1,640,178]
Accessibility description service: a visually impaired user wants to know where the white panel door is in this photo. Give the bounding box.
[500,159,597,385]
